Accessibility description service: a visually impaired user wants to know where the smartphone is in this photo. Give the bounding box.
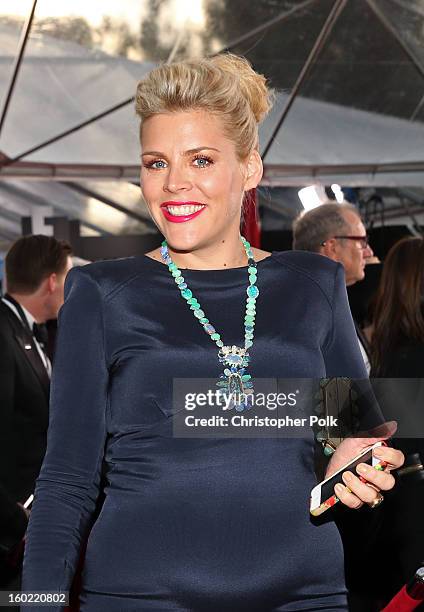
[310,441,387,516]
[23,494,34,509]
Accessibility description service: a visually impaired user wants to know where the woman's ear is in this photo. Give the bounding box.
[244,150,263,191]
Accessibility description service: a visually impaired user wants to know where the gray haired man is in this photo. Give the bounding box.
[292,203,374,371]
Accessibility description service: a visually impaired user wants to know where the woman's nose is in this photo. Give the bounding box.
[164,164,192,193]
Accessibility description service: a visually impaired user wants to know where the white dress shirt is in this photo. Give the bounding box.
[1,297,52,377]
[357,335,371,374]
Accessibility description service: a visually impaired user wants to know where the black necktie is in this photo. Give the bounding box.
[33,322,49,346]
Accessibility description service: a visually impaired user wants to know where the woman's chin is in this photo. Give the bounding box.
[161,228,207,254]
[165,240,200,254]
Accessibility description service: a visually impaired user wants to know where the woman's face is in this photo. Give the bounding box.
[140,110,261,253]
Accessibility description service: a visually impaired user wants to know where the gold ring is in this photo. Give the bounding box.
[367,491,384,509]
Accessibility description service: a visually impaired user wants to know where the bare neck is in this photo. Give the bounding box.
[146,230,274,270]
[7,292,46,323]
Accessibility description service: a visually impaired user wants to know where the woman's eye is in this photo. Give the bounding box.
[193,156,212,168]
[145,159,167,170]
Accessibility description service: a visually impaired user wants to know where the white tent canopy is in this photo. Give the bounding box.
[1,0,423,242]
[1,21,423,186]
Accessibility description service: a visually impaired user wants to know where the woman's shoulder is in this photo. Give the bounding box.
[271,250,342,297]
[65,256,150,299]
[272,249,339,270]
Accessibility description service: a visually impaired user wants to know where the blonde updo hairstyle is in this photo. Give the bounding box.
[135,53,274,161]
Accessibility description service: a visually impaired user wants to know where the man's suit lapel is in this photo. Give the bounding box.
[1,303,50,398]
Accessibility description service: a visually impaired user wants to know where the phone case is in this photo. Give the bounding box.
[310,441,387,516]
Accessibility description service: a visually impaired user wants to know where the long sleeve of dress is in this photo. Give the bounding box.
[22,267,108,599]
[322,264,384,432]
[322,264,368,379]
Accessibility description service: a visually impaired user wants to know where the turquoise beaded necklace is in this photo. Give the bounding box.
[160,236,259,411]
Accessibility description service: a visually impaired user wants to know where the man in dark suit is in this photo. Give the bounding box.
[292,202,374,372]
[0,235,72,591]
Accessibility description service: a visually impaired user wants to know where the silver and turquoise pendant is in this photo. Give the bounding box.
[216,345,254,411]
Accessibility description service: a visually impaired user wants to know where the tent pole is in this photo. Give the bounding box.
[219,0,320,54]
[0,0,38,139]
[410,94,424,122]
[366,0,424,121]
[261,0,348,162]
[61,182,156,229]
[0,98,132,170]
[366,0,424,81]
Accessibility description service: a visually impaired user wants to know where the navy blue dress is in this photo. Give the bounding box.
[23,251,370,611]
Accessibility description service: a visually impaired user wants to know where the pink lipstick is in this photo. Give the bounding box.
[160,201,206,223]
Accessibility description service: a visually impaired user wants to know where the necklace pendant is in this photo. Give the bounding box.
[217,346,254,411]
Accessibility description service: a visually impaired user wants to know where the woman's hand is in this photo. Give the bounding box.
[325,421,404,510]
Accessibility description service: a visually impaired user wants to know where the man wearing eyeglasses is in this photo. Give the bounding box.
[292,202,374,372]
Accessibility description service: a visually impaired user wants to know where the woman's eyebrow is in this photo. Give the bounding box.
[183,147,220,156]
[141,150,164,157]
[141,146,220,157]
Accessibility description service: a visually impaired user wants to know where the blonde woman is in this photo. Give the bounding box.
[23,55,402,611]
